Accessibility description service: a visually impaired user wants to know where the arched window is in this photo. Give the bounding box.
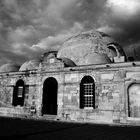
[12,80,25,106]
[80,76,95,109]
[128,83,140,118]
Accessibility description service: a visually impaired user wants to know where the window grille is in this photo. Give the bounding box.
[17,86,23,97]
[80,76,95,109]
[83,83,94,107]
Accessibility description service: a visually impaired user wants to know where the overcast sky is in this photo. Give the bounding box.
[0,0,140,65]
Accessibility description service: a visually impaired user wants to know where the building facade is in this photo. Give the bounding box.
[0,30,140,125]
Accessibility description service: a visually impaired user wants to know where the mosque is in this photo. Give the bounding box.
[0,30,140,125]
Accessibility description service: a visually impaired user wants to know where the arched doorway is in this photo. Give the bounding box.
[42,77,58,115]
[12,79,25,106]
[128,83,140,118]
[80,76,95,109]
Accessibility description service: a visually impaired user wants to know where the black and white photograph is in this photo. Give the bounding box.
[0,0,140,139]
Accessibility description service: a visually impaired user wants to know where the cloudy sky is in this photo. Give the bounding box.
[0,0,140,65]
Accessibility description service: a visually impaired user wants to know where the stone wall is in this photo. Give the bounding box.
[58,69,125,123]
[0,63,140,125]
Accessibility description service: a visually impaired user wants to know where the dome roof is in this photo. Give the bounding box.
[57,30,125,65]
[83,53,111,65]
[59,57,76,67]
[0,63,20,73]
[19,60,40,71]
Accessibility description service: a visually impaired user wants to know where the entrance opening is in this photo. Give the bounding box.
[42,77,58,115]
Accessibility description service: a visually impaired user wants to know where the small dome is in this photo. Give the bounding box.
[59,58,76,67]
[19,60,40,71]
[84,53,111,65]
[57,30,125,65]
[0,63,20,73]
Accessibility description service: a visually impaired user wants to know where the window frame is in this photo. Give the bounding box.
[12,79,25,107]
[80,76,95,109]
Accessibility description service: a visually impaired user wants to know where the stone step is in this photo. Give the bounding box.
[43,115,57,120]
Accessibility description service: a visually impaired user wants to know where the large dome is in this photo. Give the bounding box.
[0,63,20,73]
[19,60,40,71]
[57,30,125,65]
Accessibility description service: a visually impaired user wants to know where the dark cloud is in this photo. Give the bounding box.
[61,0,107,28]
[0,0,140,65]
[98,0,140,60]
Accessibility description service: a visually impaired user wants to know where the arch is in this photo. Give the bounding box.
[128,83,140,117]
[107,45,118,62]
[12,79,25,106]
[108,46,117,58]
[42,77,58,115]
[80,76,95,109]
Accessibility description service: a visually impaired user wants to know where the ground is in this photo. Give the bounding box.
[0,117,140,140]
